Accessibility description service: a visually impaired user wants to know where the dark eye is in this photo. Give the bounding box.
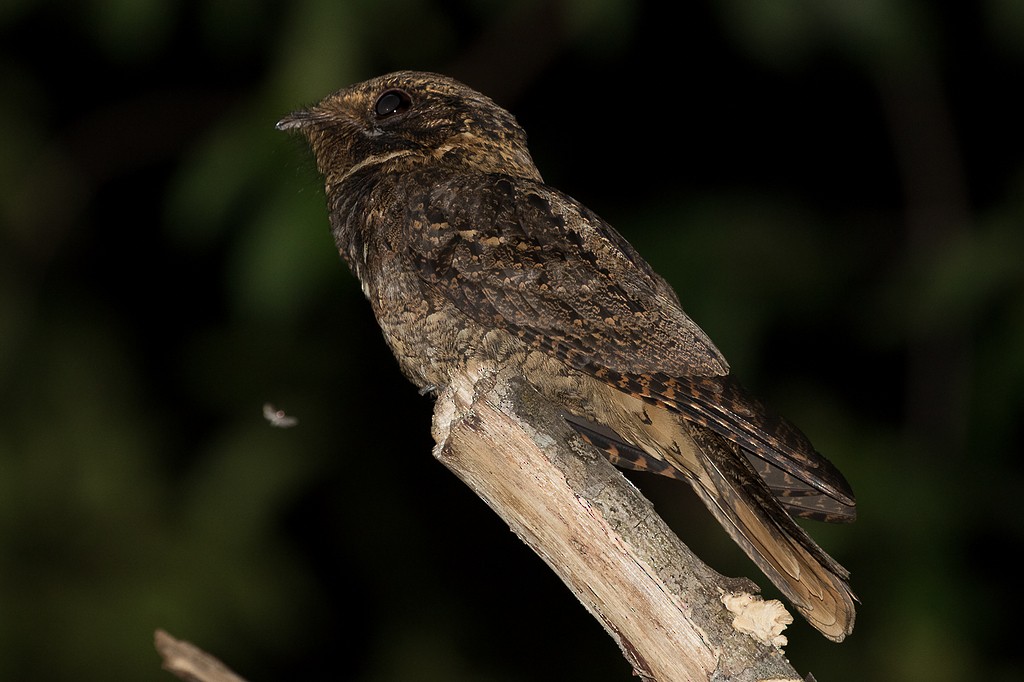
[374,89,412,118]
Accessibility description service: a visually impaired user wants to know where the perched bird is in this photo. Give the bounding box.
[278,71,857,641]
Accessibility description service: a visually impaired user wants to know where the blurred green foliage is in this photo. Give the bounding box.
[2,1,1023,680]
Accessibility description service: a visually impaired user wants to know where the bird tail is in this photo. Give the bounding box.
[566,409,856,641]
[682,424,856,641]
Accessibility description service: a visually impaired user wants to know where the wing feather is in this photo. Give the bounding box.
[405,171,854,521]
[406,173,729,378]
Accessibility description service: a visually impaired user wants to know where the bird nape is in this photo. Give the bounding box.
[278,70,857,642]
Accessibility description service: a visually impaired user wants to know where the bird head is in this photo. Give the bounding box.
[277,71,541,188]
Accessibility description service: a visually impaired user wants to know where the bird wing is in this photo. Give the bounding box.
[404,171,854,521]
[588,368,856,522]
[404,172,729,378]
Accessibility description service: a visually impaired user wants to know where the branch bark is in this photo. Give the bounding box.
[432,366,808,681]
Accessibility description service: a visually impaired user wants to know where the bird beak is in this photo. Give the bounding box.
[276,108,317,131]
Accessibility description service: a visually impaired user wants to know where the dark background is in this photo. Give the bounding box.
[2,1,1023,680]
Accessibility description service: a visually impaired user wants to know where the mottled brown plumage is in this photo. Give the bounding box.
[278,71,857,641]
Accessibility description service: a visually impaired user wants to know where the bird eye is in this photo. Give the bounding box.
[374,88,412,118]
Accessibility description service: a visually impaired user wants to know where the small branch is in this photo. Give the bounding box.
[432,367,806,681]
[154,630,249,682]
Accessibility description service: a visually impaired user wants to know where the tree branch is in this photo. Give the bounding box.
[156,366,815,681]
[432,366,808,681]
[154,630,249,682]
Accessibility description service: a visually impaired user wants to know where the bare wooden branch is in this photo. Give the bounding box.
[155,365,816,681]
[432,366,808,681]
[155,630,249,682]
